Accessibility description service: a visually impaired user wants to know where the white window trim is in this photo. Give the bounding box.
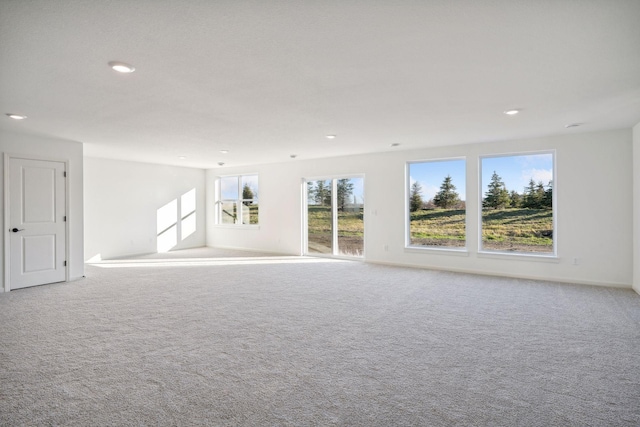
[215,173,259,228]
[405,157,468,251]
[477,150,557,258]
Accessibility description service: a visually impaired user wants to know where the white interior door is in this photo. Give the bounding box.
[8,157,66,290]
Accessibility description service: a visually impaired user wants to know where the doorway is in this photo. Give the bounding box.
[305,176,364,258]
[5,156,67,290]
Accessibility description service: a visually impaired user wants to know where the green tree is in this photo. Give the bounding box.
[242,183,254,204]
[483,171,510,209]
[522,178,537,208]
[523,179,548,209]
[509,190,522,208]
[337,179,354,211]
[410,181,423,212]
[433,175,460,209]
[314,180,331,206]
[544,180,553,208]
[307,181,315,204]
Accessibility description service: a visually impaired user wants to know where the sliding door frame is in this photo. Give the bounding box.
[302,174,365,259]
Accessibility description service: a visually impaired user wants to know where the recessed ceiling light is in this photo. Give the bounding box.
[390,143,400,147]
[220,150,229,154]
[290,154,297,159]
[503,109,520,115]
[326,134,337,139]
[178,156,187,160]
[108,61,135,73]
[6,113,27,120]
[217,162,225,166]
[565,123,583,128]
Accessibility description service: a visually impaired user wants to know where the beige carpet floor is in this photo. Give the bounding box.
[1,247,639,426]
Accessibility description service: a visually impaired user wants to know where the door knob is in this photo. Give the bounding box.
[11,228,24,233]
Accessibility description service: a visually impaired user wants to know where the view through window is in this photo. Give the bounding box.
[218,175,259,225]
[407,159,466,248]
[306,177,364,257]
[480,152,554,254]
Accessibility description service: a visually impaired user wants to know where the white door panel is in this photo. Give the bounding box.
[8,158,66,290]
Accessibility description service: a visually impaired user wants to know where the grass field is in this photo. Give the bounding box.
[307,206,364,256]
[410,209,466,247]
[307,206,553,254]
[410,208,553,252]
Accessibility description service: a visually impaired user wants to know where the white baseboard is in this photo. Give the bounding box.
[366,259,632,290]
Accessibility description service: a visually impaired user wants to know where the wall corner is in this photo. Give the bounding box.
[633,121,640,295]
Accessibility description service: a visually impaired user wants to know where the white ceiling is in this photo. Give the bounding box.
[1,0,640,169]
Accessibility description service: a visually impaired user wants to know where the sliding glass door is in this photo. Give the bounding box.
[305,177,364,257]
[306,179,333,254]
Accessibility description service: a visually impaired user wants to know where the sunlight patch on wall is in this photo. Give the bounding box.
[156,189,197,253]
[181,189,196,240]
[157,199,178,253]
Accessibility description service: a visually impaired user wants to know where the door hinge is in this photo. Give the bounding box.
[64,171,67,177]
[64,216,67,222]
[64,261,67,266]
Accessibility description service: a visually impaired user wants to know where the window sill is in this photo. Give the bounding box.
[404,246,469,256]
[477,250,559,263]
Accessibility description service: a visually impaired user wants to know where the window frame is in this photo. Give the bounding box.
[215,173,259,228]
[478,150,557,258]
[405,157,468,253]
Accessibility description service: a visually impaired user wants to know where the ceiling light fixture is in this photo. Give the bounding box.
[503,109,520,115]
[565,123,583,128]
[108,61,135,73]
[290,154,297,159]
[326,134,336,139]
[6,113,27,120]
[220,150,229,154]
[217,162,225,166]
[178,156,187,160]
[390,143,400,147]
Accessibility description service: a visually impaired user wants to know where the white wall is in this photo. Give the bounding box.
[633,122,640,294]
[207,129,634,288]
[0,131,84,290]
[84,157,206,261]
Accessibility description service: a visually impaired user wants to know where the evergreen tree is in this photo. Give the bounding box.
[307,181,315,204]
[242,183,254,204]
[483,171,510,209]
[523,178,549,209]
[409,181,423,212]
[523,178,538,208]
[433,175,460,209]
[535,182,546,208]
[509,190,522,208]
[543,180,553,208]
[336,179,354,211]
[314,180,330,206]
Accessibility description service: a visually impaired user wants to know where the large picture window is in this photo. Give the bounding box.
[407,159,466,248]
[217,174,258,225]
[480,152,554,254]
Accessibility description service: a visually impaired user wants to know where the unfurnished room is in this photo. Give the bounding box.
[1,1,639,426]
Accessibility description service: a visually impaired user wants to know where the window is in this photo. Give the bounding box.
[217,174,258,225]
[480,152,554,254]
[407,159,466,248]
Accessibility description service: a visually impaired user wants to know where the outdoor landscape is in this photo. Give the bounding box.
[307,179,364,256]
[305,156,553,256]
[409,154,554,253]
